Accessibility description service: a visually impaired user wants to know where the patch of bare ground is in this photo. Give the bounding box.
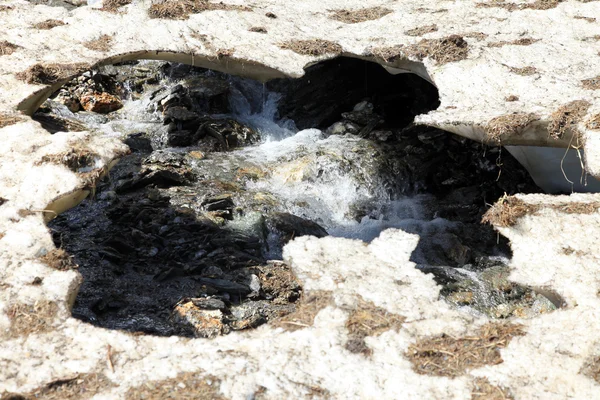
[1,374,113,400]
[477,0,565,11]
[0,113,25,128]
[482,195,540,227]
[407,323,525,377]
[507,65,537,76]
[280,39,342,56]
[580,356,600,385]
[16,63,89,85]
[488,37,538,47]
[0,5,13,11]
[582,76,600,90]
[485,113,538,143]
[471,377,514,400]
[586,113,600,130]
[84,35,113,52]
[547,100,590,139]
[33,19,66,29]
[39,248,77,271]
[148,0,251,20]
[273,291,333,331]
[329,7,392,24]
[344,298,405,356]
[249,26,267,33]
[102,0,132,12]
[5,301,60,338]
[0,40,19,56]
[124,372,224,400]
[37,148,98,172]
[405,24,438,36]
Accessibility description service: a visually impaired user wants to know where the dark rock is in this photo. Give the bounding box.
[143,150,187,167]
[167,130,195,147]
[164,106,198,122]
[194,278,251,294]
[202,195,234,211]
[124,132,153,153]
[190,297,226,310]
[116,168,193,192]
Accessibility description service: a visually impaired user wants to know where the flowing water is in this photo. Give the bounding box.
[42,60,560,336]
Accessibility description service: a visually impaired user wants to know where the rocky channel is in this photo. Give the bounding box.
[38,58,560,339]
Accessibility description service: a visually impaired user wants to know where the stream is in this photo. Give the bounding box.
[41,59,561,337]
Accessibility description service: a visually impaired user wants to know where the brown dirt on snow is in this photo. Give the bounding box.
[5,301,60,338]
[148,0,251,20]
[0,40,19,56]
[485,113,538,143]
[39,248,78,271]
[406,35,469,64]
[482,195,540,227]
[124,372,225,400]
[582,76,600,90]
[273,291,333,331]
[344,298,405,356]
[507,65,537,76]
[483,195,600,227]
[547,100,590,139]
[0,113,25,128]
[372,35,469,65]
[477,0,565,11]
[586,113,600,130]
[280,39,343,56]
[1,374,114,400]
[405,24,438,36]
[329,7,392,24]
[16,63,89,85]
[488,37,538,47]
[249,26,267,33]
[33,19,66,29]
[471,377,514,400]
[407,323,525,377]
[38,148,98,172]
[84,35,113,52]
[102,0,132,12]
[581,355,600,385]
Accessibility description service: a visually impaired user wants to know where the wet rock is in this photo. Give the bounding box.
[116,168,194,192]
[439,264,560,318]
[325,120,360,136]
[202,194,234,211]
[185,76,230,114]
[196,118,260,150]
[124,132,153,153]
[190,297,226,310]
[163,106,198,122]
[194,278,251,295]
[167,130,195,147]
[55,90,80,112]
[266,212,328,254]
[143,150,187,167]
[80,92,123,114]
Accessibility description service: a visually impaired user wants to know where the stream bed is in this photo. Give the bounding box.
[41,59,561,337]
